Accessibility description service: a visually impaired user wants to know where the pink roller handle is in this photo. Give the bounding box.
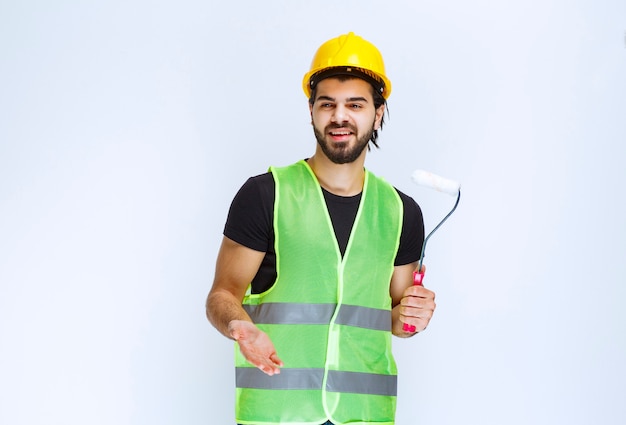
[402,271,424,333]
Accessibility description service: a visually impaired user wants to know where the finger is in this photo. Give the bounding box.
[401,293,435,307]
[404,285,435,299]
[402,322,417,333]
[258,364,277,376]
[400,307,435,328]
[400,305,432,319]
[269,353,284,367]
[407,306,435,319]
[228,324,242,340]
[403,319,428,333]
[258,359,281,376]
[229,319,254,341]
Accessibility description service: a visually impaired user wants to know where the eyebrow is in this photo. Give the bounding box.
[316,95,370,103]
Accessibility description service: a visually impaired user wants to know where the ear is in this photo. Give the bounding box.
[309,102,314,123]
[373,104,385,130]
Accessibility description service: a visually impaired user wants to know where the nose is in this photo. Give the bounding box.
[332,104,349,124]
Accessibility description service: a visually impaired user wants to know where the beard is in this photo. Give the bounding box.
[312,122,374,164]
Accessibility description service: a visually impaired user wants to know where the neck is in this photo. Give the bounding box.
[306,152,366,197]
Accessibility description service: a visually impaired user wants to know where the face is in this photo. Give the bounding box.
[310,78,385,164]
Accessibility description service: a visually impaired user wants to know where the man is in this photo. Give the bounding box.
[206,32,436,425]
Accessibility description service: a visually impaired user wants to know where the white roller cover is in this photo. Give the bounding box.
[411,169,461,196]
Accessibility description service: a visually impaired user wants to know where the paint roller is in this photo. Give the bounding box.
[402,170,461,333]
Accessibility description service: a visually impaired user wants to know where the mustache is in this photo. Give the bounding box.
[325,123,357,133]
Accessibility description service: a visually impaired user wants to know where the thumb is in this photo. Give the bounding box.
[228,319,249,341]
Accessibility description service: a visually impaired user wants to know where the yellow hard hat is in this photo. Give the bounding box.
[302,32,392,99]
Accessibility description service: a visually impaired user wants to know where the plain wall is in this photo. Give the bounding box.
[1,1,625,424]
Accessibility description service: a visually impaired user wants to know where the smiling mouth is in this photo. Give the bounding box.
[328,127,355,140]
[330,130,352,136]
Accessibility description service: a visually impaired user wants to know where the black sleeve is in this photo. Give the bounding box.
[395,189,424,266]
[223,173,275,253]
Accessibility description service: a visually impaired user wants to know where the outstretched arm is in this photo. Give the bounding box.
[206,236,283,375]
[390,262,436,337]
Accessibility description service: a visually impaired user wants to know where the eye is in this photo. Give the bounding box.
[349,103,363,109]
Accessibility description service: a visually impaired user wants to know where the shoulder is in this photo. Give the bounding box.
[237,172,274,197]
[229,172,276,214]
[224,172,275,252]
[227,172,276,213]
[393,186,425,266]
[395,187,423,220]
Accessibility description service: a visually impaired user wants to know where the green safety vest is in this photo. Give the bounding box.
[235,160,403,425]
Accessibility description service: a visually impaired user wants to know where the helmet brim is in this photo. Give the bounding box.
[303,66,392,99]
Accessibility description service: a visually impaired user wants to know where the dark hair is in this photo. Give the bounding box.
[308,74,388,149]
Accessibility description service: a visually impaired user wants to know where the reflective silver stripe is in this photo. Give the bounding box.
[327,370,397,396]
[236,367,324,390]
[236,368,397,396]
[243,303,335,324]
[235,367,398,396]
[335,304,391,331]
[243,303,390,331]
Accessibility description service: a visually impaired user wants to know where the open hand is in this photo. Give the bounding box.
[228,320,284,375]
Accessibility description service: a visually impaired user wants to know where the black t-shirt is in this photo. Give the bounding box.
[224,172,424,294]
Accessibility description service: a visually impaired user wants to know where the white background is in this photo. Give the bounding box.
[1,1,625,424]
